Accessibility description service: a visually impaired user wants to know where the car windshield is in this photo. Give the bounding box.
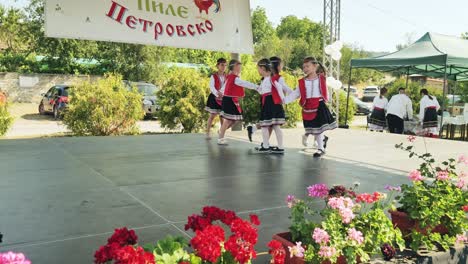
[137,84,157,95]
[365,88,377,92]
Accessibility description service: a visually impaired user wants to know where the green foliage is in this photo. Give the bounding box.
[156,68,209,133]
[144,236,192,264]
[340,45,385,85]
[394,142,468,251]
[334,90,356,126]
[385,79,447,113]
[0,103,13,136]
[251,7,275,44]
[63,74,144,136]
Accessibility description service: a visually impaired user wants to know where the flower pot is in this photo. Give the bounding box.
[272,232,355,264]
[389,210,448,238]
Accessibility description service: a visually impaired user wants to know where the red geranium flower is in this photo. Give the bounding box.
[185,214,211,232]
[190,225,225,263]
[107,228,138,246]
[249,214,261,226]
[462,205,468,212]
[267,240,285,264]
[94,242,121,264]
[113,245,155,264]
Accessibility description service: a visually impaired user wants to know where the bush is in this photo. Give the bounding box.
[63,74,144,136]
[0,103,13,136]
[334,90,356,126]
[156,68,209,133]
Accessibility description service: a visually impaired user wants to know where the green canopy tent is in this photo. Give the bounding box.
[344,32,468,130]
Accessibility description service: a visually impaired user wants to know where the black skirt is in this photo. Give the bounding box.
[221,97,243,121]
[259,95,286,127]
[423,108,438,128]
[205,94,222,114]
[303,101,337,135]
[369,108,387,127]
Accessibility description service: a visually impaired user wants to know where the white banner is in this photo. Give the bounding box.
[45,0,254,54]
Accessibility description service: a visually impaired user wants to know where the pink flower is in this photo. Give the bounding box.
[312,228,330,244]
[456,234,468,244]
[385,185,401,192]
[318,246,337,258]
[339,207,355,224]
[436,170,450,181]
[458,155,468,165]
[0,252,31,264]
[347,228,364,245]
[407,135,417,142]
[288,242,305,258]
[307,184,329,198]
[408,170,424,182]
[286,195,296,208]
[457,178,467,190]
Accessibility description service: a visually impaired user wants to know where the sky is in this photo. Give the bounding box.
[2,0,468,52]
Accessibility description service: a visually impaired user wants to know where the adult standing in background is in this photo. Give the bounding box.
[419,88,440,137]
[368,87,388,132]
[386,87,413,134]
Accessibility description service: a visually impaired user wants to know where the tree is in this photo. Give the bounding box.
[251,7,275,44]
[340,45,385,85]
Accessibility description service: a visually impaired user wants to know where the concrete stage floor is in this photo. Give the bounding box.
[0,131,465,263]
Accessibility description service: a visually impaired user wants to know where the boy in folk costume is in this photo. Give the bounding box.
[205,58,227,139]
[284,57,337,157]
[255,58,287,154]
[218,59,259,145]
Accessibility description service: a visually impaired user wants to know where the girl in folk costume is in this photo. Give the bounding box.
[419,89,440,137]
[205,58,227,139]
[368,87,388,132]
[256,58,287,154]
[218,59,259,145]
[284,57,337,157]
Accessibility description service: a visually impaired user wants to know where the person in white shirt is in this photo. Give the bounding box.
[205,58,227,139]
[283,57,337,158]
[419,88,440,137]
[386,87,413,134]
[369,87,388,132]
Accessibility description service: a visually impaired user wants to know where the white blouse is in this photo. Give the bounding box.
[372,96,388,110]
[257,77,285,99]
[419,95,440,120]
[220,77,259,94]
[284,78,321,104]
[209,74,226,95]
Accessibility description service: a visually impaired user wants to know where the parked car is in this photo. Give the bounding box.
[362,86,379,102]
[353,96,372,115]
[39,85,71,119]
[124,81,159,119]
[342,86,359,98]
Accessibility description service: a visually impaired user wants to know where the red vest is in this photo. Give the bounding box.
[298,74,328,106]
[212,73,225,91]
[270,75,283,104]
[223,74,245,98]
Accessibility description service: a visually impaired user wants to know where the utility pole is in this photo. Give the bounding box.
[323,0,341,122]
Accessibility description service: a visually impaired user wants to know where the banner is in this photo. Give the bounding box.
[45,0,254,54]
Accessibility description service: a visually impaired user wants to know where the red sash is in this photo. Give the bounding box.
[426,106,437,109]
[261,93,272,106]
[270,75,283,104]
[302,98,320,121]
[374,106,384,111]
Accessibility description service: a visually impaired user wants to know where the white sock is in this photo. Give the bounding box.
[315,134,324,150]
[272,125,283,149]
[261,127,270,148]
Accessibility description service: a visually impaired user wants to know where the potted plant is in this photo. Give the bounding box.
[94,206,261,264]
[389,136,468,251]
[271,184,404,264]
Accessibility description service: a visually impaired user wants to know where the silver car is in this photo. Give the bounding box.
[125,81,159,119]
[362,86,379,102]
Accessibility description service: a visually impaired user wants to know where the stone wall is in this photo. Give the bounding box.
[0,72,101,103]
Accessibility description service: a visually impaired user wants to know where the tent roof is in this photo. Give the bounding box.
[351,32,468,81]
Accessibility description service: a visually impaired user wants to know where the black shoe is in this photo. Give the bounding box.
[323,136,329,149]
[255,143,264,150]
[247,125,253,142]
[313,149,325,158]
[271,147,285,154]
[256,146,271,153]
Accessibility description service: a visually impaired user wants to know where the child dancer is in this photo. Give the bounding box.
[284,57,337,157]
[218,59,259,145]
[419,88,440,137]
[369,87,388,132]
[205,58,227,139]
[256,58,286,154]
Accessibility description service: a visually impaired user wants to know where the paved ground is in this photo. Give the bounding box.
[1,129,466,263]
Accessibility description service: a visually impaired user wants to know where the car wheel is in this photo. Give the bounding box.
[39,103,45,115]
[53,106,59,120]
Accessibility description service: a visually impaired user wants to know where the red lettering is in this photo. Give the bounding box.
[166,24,175,36]
[154,22,163,39]
[126,15,137,29]
[176,25,187,37]
[187,24,196,36]
[205,20,213,31]
[139,18,153,32]
[106,1,128,23]
[195,23,206,34]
